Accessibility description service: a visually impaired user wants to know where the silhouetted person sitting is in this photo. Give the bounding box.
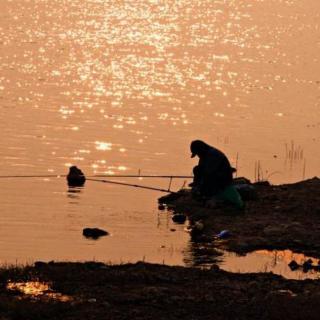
[190,140,243,209]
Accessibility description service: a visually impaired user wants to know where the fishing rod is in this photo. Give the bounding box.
[0,174,192,179]
[92,174,192,179]
[86,178,175,194]
[0,174,180,193]
[0,166,191,193]
[0,174,67,179]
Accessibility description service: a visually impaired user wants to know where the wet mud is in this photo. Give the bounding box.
[1,261,320,320]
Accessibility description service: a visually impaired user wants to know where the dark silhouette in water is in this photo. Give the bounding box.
[67,166,86,187]
[82,228,109,239]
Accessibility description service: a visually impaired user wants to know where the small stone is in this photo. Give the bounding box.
[172,213,186,224]
[88,298,97,303]
[302,259,313,272]
[83,228,109,239]
[158,204,166,210]
[288,260,299,271]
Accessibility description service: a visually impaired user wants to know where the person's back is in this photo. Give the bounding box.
[190,140,243,209]
[202,146,233,191]
[191,141,233,196]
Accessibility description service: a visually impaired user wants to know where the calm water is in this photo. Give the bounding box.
[0,0,319,269]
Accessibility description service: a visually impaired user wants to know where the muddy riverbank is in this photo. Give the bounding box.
[159,177,320,259]
[1,261,320,320]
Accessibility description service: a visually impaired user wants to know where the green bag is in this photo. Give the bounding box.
[218,185,244,209]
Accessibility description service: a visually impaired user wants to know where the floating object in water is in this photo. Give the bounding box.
[67,166,86,186]
[82,228,109,239]
[172,213,186,224]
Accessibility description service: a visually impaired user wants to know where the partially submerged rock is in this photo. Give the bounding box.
[288,259,320,273]
[82,228,109,239]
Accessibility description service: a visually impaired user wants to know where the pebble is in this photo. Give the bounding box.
[83,228,109,239]
[172,213,186,224]
[288,260,299,271]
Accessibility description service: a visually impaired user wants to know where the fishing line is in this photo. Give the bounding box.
[0,174,67,179]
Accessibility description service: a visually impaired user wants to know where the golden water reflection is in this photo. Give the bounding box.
[7,281,72,302]
[218,249,320,280]
[184,241,320,280]
[0,0,319,265]
[1,0,318,181]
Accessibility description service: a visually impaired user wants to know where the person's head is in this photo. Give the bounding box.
[190,140,210,158]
